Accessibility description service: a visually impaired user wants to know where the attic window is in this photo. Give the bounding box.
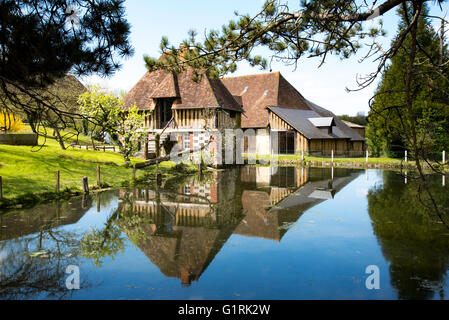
[308,117,334,127]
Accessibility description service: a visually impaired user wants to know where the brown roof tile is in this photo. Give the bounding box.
[124,68,242,112]
[124,70,166,110]
[151,72,179,98]
[221,72,311,128]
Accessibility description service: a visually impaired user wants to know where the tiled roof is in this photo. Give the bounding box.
[268,105,364,141]
[304,100,365,141]
[221,72,311,128]
[124,67,365,142]
[124,68,243,112]
[267,107,333,139]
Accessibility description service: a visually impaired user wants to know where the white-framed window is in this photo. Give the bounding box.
[183,133,190,150]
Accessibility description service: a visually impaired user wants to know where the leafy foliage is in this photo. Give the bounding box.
[338,113,368,126]
[78,86,146,165]
[0,0,132,88]
[367,171,449,299]
[367,4,449,157]
[0,0,132,146]
[144,0,395,77]
[79,225,125,268]
[0,112,24,133]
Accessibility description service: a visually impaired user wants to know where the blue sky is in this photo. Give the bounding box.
[83,0,449,116]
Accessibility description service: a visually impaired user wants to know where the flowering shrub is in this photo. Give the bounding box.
[0,112,24,133]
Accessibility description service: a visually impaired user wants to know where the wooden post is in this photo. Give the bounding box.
[156,160,162,186]
[331,150,334,163]
[443,175,446,187]
[103,146,106,152]
[96,166,101,186]
[366,150,369,163]
[97,193,101,212]
[133,164,136,182]
[144,142,149,160]
[301,150,304,161]
[0,176,3,200]
[56,170,60,194]
[82,176,89,194]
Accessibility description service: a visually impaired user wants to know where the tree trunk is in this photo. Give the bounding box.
[53,127,66,150]
[91,136,96,149]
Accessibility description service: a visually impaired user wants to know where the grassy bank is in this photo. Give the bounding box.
[245,153,403,164]
[243,153,449,172]
[0,137,196,209]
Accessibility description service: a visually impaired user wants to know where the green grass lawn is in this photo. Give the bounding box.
[0,137,179,203]
[19,124,112,146]
[244,153,405,164]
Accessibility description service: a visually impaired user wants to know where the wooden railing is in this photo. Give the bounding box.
[69,144,118,152]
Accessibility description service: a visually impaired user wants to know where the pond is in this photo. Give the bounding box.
[0,166,448,300]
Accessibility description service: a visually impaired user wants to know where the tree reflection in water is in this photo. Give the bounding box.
[367,170,449,299]
[1,167,448,299]
[0,199,91,299]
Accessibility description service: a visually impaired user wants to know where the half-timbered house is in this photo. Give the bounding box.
[221,72,365,156]
[124,69,365,159]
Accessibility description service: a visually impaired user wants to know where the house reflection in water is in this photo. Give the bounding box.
[237,166,361,241]
[117,167,362,286]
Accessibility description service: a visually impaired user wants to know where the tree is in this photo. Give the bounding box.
[0,0,133,136]
[32,75,87,149]
[144,1,447,156]
[145,0,448,206]
[144,0,431,76]
[367,171,449,298]
[339,112,368,126]
[78,86,146,166]
[367,4,449,158]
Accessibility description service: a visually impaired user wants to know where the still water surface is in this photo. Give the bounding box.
[0,167,448,299]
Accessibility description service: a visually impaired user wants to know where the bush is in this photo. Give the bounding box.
[0,112,24,133]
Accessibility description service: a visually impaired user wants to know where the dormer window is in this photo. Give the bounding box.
[308,117,335,135]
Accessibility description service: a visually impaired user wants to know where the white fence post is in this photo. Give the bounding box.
[331,150,334,163]
[443,150,446,164]
[405,150,408,163]
[366,150,369,163]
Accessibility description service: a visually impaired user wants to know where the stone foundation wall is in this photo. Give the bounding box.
[0,133,38,146]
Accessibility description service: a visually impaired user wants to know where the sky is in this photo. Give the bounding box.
[83,0,449,116]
